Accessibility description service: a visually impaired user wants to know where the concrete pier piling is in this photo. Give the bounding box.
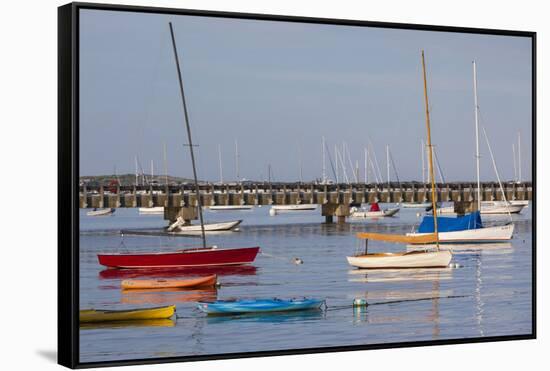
[79,181,532,223]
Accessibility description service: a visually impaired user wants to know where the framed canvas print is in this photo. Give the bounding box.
[58,2,536,368]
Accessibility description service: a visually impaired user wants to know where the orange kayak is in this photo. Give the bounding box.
[121,274,218,290]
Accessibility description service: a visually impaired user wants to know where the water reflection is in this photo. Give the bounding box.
[203,309,325,324]
[121,288,218,305]
[348,267,453,284]
[80,207,532,362]
[99,265,258,280]
[406,243,513,254]
[80,318,176,330]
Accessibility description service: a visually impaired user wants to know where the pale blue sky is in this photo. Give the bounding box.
[79,9,532,182]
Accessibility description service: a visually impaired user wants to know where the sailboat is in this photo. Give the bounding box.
[437,203,523,215]
[407,60,514,243]
[346,51,452,269]
[97,22,259,269]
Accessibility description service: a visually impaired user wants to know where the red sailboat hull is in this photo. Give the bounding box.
[98,247,260,269]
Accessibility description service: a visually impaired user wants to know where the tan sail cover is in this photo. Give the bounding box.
[356,232,438,244]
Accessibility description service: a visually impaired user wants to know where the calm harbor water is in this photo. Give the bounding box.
[79,204,532,363]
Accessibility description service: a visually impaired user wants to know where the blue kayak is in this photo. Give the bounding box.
[197,298,325,315]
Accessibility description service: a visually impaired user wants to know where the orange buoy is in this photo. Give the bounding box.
[121,274,217,290]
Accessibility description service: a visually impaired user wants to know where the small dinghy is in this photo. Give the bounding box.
[86,208,115,216]
[79,305,175,323]
[121,274,217,290]
[197,298,325,315]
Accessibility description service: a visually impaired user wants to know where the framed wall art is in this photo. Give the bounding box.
[58,2,536,368]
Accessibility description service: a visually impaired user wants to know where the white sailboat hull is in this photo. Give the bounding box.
[481,200,529,207]
[406,223,514,243]
[438,204,524,215]
[347,250,452,269]
[271,204,317,211]
[138,207,164,215]
[350,207,400,218]
[208,205,254,211]
[168,220,242,233]
[480,204,524,214]
[269,205,317,215]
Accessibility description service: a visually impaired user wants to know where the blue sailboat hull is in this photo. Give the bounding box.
[197,298,325,315]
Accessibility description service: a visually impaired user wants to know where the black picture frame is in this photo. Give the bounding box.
[58,2,536,368]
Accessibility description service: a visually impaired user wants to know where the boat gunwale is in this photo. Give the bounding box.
[349,250,446,258]
[80,305,176,316]
[98,246,260,257]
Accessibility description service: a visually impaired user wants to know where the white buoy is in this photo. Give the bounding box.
[269,208,276,216]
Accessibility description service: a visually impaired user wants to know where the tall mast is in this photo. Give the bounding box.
[322,136,326,183]
[345,143,358,183]
[135,155,139,186]
[512,143,517,182]
[473,61,481,211]
[299,145,303,183]
[150,160,154,183]
[421,50,440,250]
[334,145,339,183]
[341,142,347,184]
[169,22,206,248]
[518,131,522,182]
[386,144,390,188]
[163,142,168,186]
[235,139,240,182]
[218,144,223,183]
[364,147,368,184]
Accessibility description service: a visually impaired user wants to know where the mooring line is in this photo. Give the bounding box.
[324,294,470,312]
